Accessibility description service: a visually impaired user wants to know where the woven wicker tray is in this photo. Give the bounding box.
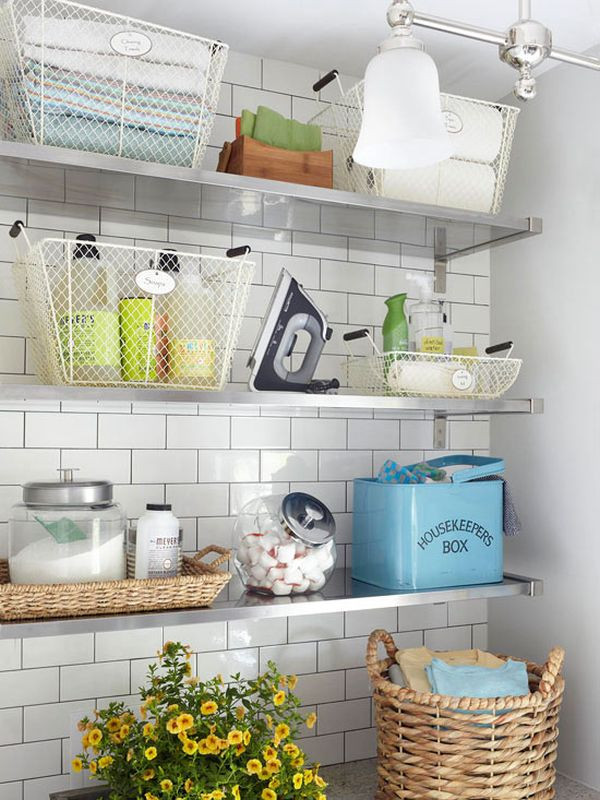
[0,545,231,622]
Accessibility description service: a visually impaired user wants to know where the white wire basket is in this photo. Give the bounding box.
[0,0,228,167]
[309,76,519,215]
[12,225,254,390]
[342,330,522,399]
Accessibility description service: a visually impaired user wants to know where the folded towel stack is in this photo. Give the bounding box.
[18,13,214,164]
[240,106,322,152]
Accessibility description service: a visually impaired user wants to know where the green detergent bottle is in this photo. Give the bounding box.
[383,293,408,353]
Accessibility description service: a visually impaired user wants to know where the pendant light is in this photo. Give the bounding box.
[353,0,452,170]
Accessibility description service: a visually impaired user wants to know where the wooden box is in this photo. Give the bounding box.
[218,136,333,189]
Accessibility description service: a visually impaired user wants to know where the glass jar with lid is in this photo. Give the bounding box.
[234,492,337,595]
[8,469,126,585]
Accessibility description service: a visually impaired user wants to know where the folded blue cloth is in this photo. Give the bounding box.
[425,657,529,698]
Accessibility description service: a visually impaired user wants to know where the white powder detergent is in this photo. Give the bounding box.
[9,532,126,584]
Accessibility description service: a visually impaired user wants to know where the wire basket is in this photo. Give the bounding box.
[342,331,522,399]
[12,225,254,390]
[309,76,519,215]
[0,0,228,167]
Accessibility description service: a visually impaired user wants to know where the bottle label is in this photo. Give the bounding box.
[58,311,119,368]
[119,299,157,382]
[421,336,445,354]
[170,339,215,379]
[147,534,180,579]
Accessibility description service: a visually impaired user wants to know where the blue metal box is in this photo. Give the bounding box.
[352,456,504,590]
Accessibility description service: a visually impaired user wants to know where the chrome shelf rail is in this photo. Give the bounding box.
[0,571,542,640]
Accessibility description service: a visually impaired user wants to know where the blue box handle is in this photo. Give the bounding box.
[405,455,505,483]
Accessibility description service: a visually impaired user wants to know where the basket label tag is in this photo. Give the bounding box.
[135,269,176,296]
[452,369,474,391]
[110,31,153,57]
[443,110,464,134]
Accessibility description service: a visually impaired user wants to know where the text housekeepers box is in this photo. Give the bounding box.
[351,456,504,590]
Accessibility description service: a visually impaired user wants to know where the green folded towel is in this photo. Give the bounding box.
[244,106,322,152]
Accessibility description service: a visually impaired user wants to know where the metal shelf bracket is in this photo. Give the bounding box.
[433,414,448,449]
[434,227,448,293]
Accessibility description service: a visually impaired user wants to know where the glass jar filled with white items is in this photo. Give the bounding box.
[234,492,337,595]
[8,469,126,585]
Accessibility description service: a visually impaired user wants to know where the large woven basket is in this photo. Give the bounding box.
[0,545,231,621]
[367,629,565,800]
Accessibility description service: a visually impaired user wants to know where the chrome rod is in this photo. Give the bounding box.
[519,0,532,20]
[412,11,600,71]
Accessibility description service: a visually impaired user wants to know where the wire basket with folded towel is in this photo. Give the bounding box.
[0,0,228,167]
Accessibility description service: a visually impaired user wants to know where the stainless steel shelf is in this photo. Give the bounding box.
[0,383,543,416]
[0,571,542,639]
[0,140,542,260]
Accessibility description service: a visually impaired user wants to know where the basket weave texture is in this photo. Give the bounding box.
[0,545,231,621]
[366,629,565,800]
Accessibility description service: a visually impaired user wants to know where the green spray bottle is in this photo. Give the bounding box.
[382,293,408,352]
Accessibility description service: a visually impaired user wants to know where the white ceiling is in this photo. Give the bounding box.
[89,0,600,100]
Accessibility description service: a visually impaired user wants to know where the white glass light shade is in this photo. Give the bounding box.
[353,45,453,170]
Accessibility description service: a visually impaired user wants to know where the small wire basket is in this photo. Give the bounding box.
[0,0,228,167]
[342,330,522,399]
[11,223,254,390]
[310,72,519,215]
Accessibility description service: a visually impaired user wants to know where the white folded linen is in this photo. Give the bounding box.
[23,14,211,71]
[442,95,505,164]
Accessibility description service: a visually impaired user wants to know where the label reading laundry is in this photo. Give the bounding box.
[169,339,215,379]
[417,519,493,551]
[421,336,445,353]
[58,311,119,367]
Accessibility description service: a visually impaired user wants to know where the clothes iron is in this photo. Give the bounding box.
[248,269,334,392]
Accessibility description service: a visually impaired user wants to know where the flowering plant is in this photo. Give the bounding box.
[73,641,326,800]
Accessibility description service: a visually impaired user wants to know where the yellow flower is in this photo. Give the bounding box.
[184,780,194,794]
[236,706,246,720]
[178,731,189,743]
[287,674,298,690]
[106,718,120,733]
[246,758,262,775]
[218,738,229,750]
[268,778,279,790]
[166,717,182,735]
[178,713,195,731]
[140,704,148,720]
[272,691,285,707]
[81,733,90,749]
[231,787,240,800]
[261,790,277,800]
[89,761,97,775]
[274,723,289,741]
[265,715,273,729]
[71,758,83,773]
[186,677,199,687]
[235,744,246,756]
[279,675,287,688]
[303,769,314,784]
[243,730,251,746]
[228,729,243,746]
[182,738,198,755]
[259,769,270,781]
[120,724,130,738]
[88,728,103,746]
[201,701,218,716]
[263,746,277,761]
[291,756,304,769]
[266,758,281,775]
[142,769,155,781]
[314,775,327,788]
[206,734,220,751]
[146,793,159,800]
[317,794,327,800]
[293,773,303,790]
[98,756,113,769]
[198,739,211,755]
[143,722,155,738]
[306,712,317,729]
[126,749,134,762]
[145,746,158,761]
[160,780,173,792]
[167,703,179,712]
[212,792,225,800]
[283,743,299,758]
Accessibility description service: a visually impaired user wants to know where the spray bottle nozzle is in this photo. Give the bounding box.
[406,272,434,301]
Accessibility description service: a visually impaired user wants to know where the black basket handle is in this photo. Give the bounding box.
[9,220,25,238]
[226,245,252,258]
[313,69,339,93]
[343,328,370,342]
[485,341,514,356]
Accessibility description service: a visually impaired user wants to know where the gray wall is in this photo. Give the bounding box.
[489,55,600,788]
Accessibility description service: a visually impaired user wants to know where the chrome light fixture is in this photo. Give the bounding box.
[353,0,452,170]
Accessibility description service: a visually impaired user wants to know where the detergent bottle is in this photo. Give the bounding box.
[406,273,447,354]
[382,293,408,353]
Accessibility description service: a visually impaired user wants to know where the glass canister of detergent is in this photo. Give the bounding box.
[167,266,216,387]
[119,297,158,382]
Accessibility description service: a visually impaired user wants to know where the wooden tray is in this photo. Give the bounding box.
[0,545,231,621]
[218,135,333,188]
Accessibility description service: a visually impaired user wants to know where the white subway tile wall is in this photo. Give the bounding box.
[0,49,490,787]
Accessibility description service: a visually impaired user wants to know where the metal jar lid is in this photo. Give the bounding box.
[22,469,114,506]
[280,492,335,546]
